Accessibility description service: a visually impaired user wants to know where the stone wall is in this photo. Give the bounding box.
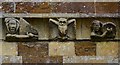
[0,1,119,64]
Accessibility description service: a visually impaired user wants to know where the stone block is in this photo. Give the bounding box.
[96,42,118,58]
[63,56,118,63]
[75,42,96,56]
[2,56,22,63]
[2,42,18,56]
[49,42,75,56]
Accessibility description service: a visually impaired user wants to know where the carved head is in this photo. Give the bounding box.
[57,18,68,26]
[5,18,20,34]
[91,20,103,32]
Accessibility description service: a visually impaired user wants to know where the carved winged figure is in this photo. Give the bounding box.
[49,18,76,40]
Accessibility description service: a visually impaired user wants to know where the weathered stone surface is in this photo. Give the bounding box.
[2,2,119,13]
[2,42,18,56]
[95,2,118,13]
[96,42,118,58]
[63,56,118,63]
[76,18,92,39]
[75,42,96,56]
[49,19,76,40]
[2,2,14,13]
[2,56,22,63]
[51,2,95,13]
[76,18,119,39]
[25,18,49,40]
[16,2,51,13]
[18,42,63,63]
[49,42,75,56]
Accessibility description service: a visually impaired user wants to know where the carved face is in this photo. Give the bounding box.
[8,20,17,32]
[58,18,67,26]
[5,18,20,34]
[92,20,102,31]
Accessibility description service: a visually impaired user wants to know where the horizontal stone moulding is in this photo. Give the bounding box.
[3,38,120,42]
[1,0,120,2]
[2,13,119,18]
[1,18,120,42]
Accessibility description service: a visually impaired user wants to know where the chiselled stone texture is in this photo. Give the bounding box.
[49,42,75,56]
[18,42,63,63]
[75,42,96,56]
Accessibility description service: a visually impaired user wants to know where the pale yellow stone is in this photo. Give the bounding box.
[49,42,75,56]
[63,56,118,63]
[96,42,118,57]
[2,42,18,56]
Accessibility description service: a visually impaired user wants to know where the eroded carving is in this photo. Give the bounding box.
[49,18,76,40]
[5,18,20,35]
[5,18,38,41]
[103,22,116,39]
[90,20,116,40]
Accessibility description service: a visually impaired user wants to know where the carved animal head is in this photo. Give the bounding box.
[57,18,68,26]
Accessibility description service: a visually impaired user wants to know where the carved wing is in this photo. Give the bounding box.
[49,18,59,25]
[68,19,76,24]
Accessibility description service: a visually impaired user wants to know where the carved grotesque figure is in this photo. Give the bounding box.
[91,20,116,40]
[5,18,20,35]
[103,22,116,39]
[5,18,38,41]
[49,18,76,40]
